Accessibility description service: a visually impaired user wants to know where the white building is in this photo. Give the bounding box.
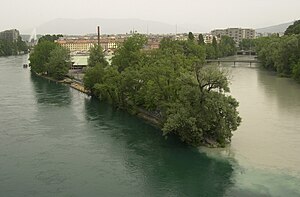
[211,28,255,44]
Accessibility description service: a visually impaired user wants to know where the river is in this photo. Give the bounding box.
[0,55,299,197]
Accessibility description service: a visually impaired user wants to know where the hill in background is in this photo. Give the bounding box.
[34,18,179,35]
[22,18,296,36]
[256,21,294,33]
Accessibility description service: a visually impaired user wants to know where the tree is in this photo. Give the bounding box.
[276,35,299,76]
[16,36,28,53]
[29,41,58,73]
[88,45,108,67]
[162,65,241,147]
[198,34,205,45]
[83,63,106,92]
[205,44,217,59]
[292,61,300,82]
[239,39,255,50]
[94,67,122,104]
[255,33,300,80]
[212,37,218,48]
[38,34,63,43]
[0,40,14,56]
[46,46,71,80]
[211,36,219,57]
[284,20,300,35]
[188,32,195,41]
[0,36,27,56]
[83,33,241,147]
[218,36,236,57]
[112,34,147,72]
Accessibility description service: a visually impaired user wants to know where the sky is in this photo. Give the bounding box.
[1,0,299,33]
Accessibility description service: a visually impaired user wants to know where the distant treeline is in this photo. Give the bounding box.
[255,20,300,82]
[0,36,28,56]
[38,34,63,44]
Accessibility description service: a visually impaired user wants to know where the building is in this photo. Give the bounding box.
[57,39,97,52]
[0,29,20,42]
[210,29,226,38]
[202,34,218,44]
[211,28,255,44]
[56,37,123,53]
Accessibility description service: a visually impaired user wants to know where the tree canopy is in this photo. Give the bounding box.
[284,20,300,35]
[46,46,71,80]
[198,34,205,45]
[112,34,147,72]
[188,32,195,41]
[202,35,236,59]
[0,36,28,56]
[83,34,241,147]
[29,41,70,80]
[38,34,63,43]
[255,34,300,79]
[88,45,108,67]
[239,39,255,50]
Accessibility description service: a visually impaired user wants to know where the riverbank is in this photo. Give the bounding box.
[31,71,90,95]
[32,71,163,127]
[32,69,221,147]
[33,67,229,148]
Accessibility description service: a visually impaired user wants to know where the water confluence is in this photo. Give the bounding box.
[0,55,299,196]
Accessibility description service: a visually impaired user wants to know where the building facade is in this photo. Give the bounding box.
[57,39,97,52]
[202,34,219,44]
[0,29,20,42]
[211,28,255,44]
[56,37,123,53]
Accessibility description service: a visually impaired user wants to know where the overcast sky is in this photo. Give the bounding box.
[1,0,299,33]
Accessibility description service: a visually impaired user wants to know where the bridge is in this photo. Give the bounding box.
[236,50,257,55]
[206,59,261,66]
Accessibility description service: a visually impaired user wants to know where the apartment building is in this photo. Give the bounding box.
[211,28,255,44]
[56,37,122,53]
[0,29,20,42]
[57,39,97,52]
[202,34,219,44]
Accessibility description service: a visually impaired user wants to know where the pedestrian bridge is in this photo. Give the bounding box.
[206,59,261,66]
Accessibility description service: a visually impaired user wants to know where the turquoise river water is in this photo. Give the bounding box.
[0,55,299,196]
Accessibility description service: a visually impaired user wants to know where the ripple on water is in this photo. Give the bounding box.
[198,147,300,197]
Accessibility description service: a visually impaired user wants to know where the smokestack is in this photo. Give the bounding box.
[97,26,100,46]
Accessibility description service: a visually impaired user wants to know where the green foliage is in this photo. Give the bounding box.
[284,20,300,35]
[38,34,63,43]
[212,37,218,49]
[255,34,300,77]
[162,66,240,147]
[218,36,237,57]
[203,36,236,59]
[29,41,70,80]
[112,34,147,72]
[0,36,28,56]
[188,32,195,41]
[198,34,205,45]
[292,61,300,82]
[239,39,255,50]
[205,44,217,59]
[29,41,58,73]
[46,46,71,80]
[0,40,15,56]
[84,34,241,147]
[83,63,105,92]
[88,45,108,67]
